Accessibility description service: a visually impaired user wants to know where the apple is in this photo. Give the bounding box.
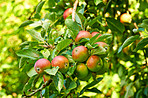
[91,32,101,39]
[34,58,52,74]
[72,46,89,62]
[95,42,108,49]
[63,8,73,20]
[79,71,92,81]
[43,74,50,83]
[86,55,103,72]
[75,31,92,43]
[96,59,109,75]
[75,63,88,79]
[120,13,132,24]
[52,56,69,73]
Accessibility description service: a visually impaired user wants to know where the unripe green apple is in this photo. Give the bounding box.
[72,46,89,62]
[86,55,103,72]
[52,56,69,73]
[75,63,88,79]
[63,8,73,20]
[75,31,92,43]
[96,59,109,75]
[91,32,101,39]
[43,74,50,83]
[34,58,52,74]
[79,71,92,81]
[120,13,132,24]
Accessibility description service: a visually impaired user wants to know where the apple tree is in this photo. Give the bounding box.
[17,0,148,97]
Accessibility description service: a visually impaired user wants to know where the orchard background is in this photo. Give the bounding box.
[0,0,148,98]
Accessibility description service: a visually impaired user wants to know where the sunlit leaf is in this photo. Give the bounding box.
[65,18,79,39]
[27,29,44,42]
[118,35,139,53]
[44,66,59,76]
[53,72,64,92]
[16,49,43,60]
[27,67,38,77]
[36,1,45,13]
[94,0,103,5]
[55,39,72,55]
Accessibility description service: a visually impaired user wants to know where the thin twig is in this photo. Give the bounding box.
[40,91,43,98]
[72,0,79,22]
[22,79,52,98]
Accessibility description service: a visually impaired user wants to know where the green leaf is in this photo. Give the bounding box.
[88,16,102,26]
[36,1,45,13]
[19,57,27,69]
[75,13,86,30]
[91,46,108,56]
[55,39,72,55]
[80,77,103,95]
[27,29,44,42]
[124,83,134,98]
[106,18,125,33]
[138,19,148,31]
[23,75,38,93]
[66,55,75,63]
[53,71,64,92]
[144,87,148,96]
[65,19,79,39]
[135,38,148,51]
[67,64,76,76]
[27,67,38,77]
[90,33,112,45]
[94,0,103,5]
[44,66,59,76]
[85,88,102,93]
[19,20,34,28]
[66,81,77,94]
[16,49,43,60]
[118,35,139,53]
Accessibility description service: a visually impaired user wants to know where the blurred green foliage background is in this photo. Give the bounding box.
[0,0,41,97]
[0,0,148,98]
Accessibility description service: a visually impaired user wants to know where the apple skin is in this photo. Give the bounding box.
[34,58,52,74]
[63,8,73,20]
[75,63,88,79]
[52,56,69,73]
[43,74,50,83]
[91,32,101,39]
[79,71,92,81]
[120,13,132,24]
[75,31,92,43]
[72,46,89,62]
[86,55,103,72]
[95,42,108,48]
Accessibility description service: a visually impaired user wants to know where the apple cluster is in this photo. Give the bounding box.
[34,8,109,82]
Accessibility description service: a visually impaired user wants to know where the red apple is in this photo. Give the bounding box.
[72,46,89,62]
[34,58,52,74]
[75,31,92,43]
[91,32,101,39]
[63,8,73,20]
[120,13,132,24]
[52,56,69,73]
[86,55,103,72]
[75,63,88,79]
[95,42,108,48]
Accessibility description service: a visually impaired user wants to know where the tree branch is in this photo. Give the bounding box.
[22,79,52,98]
[72,0,79,22]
